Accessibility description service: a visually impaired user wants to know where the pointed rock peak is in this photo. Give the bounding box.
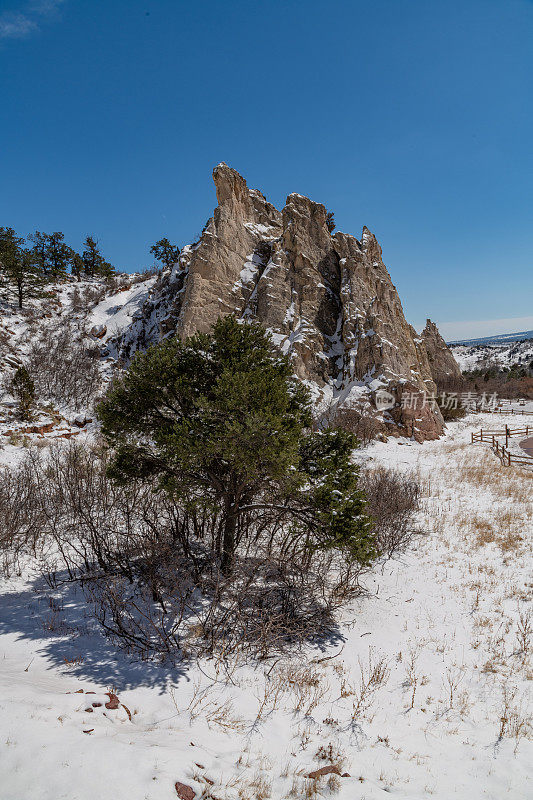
[421,319,462,381]
[283,193,329,236]
[423,319,444,338]
[361,225,375,243]
[212,163,250,206]
[361,226,382,262]
[285,192,326,214]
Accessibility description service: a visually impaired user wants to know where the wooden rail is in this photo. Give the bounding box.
[471,426,533,468]
[486,408,533,416]
[483,398,533,415]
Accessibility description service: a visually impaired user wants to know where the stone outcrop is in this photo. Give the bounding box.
[119,165,458,440]
[420,319,462,385]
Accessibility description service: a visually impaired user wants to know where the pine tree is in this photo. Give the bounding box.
[0,227,44,308]
[46,232,71,280]
[150,238,180,270]
[70,251,84,281]
[28,230,50,276]
[99,260,116,280]
[82,235,103,277]
[82,235,115,278]
[98,316,374,574]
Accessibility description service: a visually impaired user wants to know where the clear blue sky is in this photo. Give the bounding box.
[1,0,532,338]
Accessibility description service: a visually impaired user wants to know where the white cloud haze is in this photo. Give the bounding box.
[0,0,66,40]
[433,315,533,342]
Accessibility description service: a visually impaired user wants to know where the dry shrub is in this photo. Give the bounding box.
[347,649,390,720]
[360,467,420,558]
[24,321,102,410]
[331,404,382,446]
[516,609,532,655]
[498,684,532,749]
[470,516,496,547]
[0,442,367,662]
[0,455,43,573]
[171,681,247,733]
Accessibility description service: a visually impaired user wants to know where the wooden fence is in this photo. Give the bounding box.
[471,426,533,468]
[486,408,533,416]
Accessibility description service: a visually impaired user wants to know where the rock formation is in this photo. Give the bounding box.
[420,319,462,385]
[119,164,455,441]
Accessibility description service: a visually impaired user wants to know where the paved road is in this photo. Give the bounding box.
[520,437,533,457]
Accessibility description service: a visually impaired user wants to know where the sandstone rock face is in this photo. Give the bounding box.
[420,319,462,385]
[120,165,455,440]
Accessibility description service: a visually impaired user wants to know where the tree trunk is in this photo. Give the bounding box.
[221,503,237,575]
[18,283,23,309]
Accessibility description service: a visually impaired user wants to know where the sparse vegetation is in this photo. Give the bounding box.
[25,322,102,410]
[11,366,35,420]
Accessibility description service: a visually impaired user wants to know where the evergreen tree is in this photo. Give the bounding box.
[0,227,43,308]
[46,232,71,280]
[11,366,35,420]
[28,230,49,275]
[150,238,180,270]
[28,231,72,281]
[82,235,115,278]
[82,235,103,277]
[70,251,84,281]
[99,260,116,280]
[98,316,374,574]
[326,211,336,233]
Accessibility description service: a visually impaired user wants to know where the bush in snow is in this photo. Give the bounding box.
[25,321,101,410]
[11,366,35,420]
[98,315,376,575]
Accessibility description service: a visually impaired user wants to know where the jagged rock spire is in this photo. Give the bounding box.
[119,165,452,440]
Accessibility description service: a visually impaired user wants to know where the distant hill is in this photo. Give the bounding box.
[448,330,533,346]
[450,333,533,373]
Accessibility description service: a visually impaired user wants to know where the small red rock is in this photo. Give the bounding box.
[175,781,196,800]
[83,729,94,734]
[84,707,94,713]
[342,772,351,777]
[105,693,120,710]
[307,765,341,779]
[92,702,102,708]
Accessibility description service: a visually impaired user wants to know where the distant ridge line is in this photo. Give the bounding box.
[448,330,533,347]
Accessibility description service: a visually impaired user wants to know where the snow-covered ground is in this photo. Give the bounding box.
[1,413,532,800]
[0,276,155,363]
[86,278,156,342]
[451,339,533,372]
[0,275,155,429]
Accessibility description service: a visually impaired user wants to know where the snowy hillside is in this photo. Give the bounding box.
[451,338,533,372]
[0,413,531,800]
[0,275,156,405]
[0,278,532,800]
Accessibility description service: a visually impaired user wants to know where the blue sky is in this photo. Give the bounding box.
[1,0,532,339]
